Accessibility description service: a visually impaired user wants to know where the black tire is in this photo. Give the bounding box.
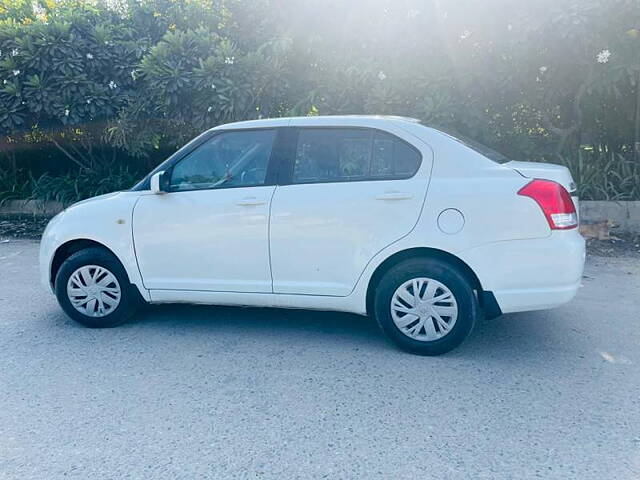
[54,247,139,328]
[373,257,478,355]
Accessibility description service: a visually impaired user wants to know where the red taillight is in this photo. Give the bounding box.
[518,179,578,230]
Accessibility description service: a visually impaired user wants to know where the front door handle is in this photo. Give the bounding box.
[375,192,413,201]
[236,197,267,206]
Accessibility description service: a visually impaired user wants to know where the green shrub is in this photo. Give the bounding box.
[556,151,640,201]
[0,166,29,204]
[27,164,141,205]
[109,27,292,154]
[0,0,638,200]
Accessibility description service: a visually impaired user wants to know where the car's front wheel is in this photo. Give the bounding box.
[55,247,139,328]
[373,257,478,355]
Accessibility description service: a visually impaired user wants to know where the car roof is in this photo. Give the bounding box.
[212,115,422,131]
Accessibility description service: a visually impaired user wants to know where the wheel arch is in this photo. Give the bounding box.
[51,239,125,287]
[365,247,498,318]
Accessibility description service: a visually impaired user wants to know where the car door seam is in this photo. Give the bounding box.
[267,185,278,293]
[130,194,151,292]
[344,140,436,297]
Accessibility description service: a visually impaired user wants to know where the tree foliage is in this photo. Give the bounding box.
[0,0,639,201]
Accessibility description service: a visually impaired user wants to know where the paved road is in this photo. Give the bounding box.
[0,240,639,479]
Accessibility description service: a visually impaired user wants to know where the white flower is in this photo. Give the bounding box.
[3,79,7,84]
[11,48,18,56]
[64,109,69,116]
[211,84,216,89]
[108,80,117,89]
[207,106,212,112]
[596,49,611,64]
[33,2,45,17]
[224,56,235,65]
[86,53,93,59]
[378,71,386,81]
[12,70,20,76]
[539,66,547,73]
[130,70,136,80]
[86,99,91,104]
[460,30,471,40]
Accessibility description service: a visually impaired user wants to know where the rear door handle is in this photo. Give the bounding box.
[375,192,413,201]
[236,197,267,206]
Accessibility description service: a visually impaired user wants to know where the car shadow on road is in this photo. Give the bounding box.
[123,303,579,361]
[130,303,390,351]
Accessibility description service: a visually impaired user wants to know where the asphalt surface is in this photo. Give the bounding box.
[1,239,639,480]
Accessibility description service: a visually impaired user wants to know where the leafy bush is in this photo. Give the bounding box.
[0,0,638,200]
[557,151,640,201]
[0,166,29,204]
[27,164,141,205]
[109,27,292,154]
[0,0,145,172]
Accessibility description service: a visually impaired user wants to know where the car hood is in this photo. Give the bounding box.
[66,192,123,211]
[504,161,576,193]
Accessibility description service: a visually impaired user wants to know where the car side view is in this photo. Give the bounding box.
[40,116,586,355]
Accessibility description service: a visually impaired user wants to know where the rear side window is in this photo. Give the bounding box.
[292,128,421,184]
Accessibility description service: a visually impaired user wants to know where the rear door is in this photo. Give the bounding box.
[269,126,432,296]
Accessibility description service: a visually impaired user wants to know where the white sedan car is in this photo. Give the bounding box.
[40,116,585,355]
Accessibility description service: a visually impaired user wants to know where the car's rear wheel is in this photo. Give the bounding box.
[55,247,138,328]
[373,257,478,355]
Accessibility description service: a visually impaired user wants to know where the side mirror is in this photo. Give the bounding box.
[150,171,169,194]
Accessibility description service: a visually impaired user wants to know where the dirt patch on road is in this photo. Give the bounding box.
[584,232,640,259]
[0,214,52,240]
[2,213,640,258]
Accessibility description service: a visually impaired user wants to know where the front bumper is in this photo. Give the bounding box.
[459,230,586,314]
[39,211,65,293]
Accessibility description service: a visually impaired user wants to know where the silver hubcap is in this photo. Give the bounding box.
[390,277,458,341]
[67,265,121,317]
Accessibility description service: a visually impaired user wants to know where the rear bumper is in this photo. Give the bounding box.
[460,230,586,314]
[491,282,581,314]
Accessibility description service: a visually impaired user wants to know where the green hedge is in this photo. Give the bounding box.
[1,0,639,202]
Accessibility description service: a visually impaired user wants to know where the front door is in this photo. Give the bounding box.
[269,126,431,296]
[133,128,278,292]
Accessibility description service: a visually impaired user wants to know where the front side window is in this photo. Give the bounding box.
[292,128,421,184]
[170,129,276,191]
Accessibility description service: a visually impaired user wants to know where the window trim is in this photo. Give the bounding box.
[132,127,284,193]
[277,126,423,186]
